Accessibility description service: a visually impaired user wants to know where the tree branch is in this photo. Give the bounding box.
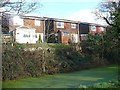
[103,17,116,27]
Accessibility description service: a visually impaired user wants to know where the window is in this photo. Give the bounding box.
[35,34,37,38]
[63,32,69,36]
[71,23,76,29]
[100,27,104,32]
[91,25,96,31]
[35,19,40,26]
[23,34,30,38]
[80,23,89,34]
[56,22,64,28]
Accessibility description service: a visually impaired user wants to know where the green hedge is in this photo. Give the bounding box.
[2,44,109,81]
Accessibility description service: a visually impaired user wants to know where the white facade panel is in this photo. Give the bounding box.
[71,34,79,43]
[13,16,24,26]
[35,20,41,26]
[15,27,37,44]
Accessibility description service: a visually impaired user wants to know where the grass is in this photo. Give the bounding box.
[47,43,70,49]
[2,64,118,88]
[9,43,70,49]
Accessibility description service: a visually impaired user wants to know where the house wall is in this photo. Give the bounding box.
[79,23,107,41]
[96,26,106,33]
[24,18,44,33]
[15,27,37,44]
[58,31,70,43]
[89,24,106,34]
[54,21,78,34]
[89,24,97,34]
[23,17,45,42]
[53,20,79,43]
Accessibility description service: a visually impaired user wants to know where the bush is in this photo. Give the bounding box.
[78,80,120,88]
[2,43,110,81]
[2,46,43,80]
[89,80,120,88]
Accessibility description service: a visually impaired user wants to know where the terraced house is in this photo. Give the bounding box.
[1,13,107,44]
[19,16,79,43]
[79,22,106,40]
[45,17,79,43]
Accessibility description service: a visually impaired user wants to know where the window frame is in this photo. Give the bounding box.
[56,22,64,28]
[71,23,76,29]
[35,19,41,26]
[90,25,96,31]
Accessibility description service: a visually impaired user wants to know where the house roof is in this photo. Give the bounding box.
[20,15,107,27]
[21,15,45,20]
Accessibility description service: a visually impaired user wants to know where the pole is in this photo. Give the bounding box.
[0,11,2,90]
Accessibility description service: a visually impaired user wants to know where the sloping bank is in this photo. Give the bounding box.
[2,44,110,81]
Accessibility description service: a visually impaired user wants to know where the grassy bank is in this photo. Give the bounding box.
[2,64,119,88]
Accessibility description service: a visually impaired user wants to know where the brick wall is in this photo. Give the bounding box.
[24,18,44,33]
[54,21,78,34]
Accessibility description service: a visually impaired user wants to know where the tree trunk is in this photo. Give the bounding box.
[42,49,46,73]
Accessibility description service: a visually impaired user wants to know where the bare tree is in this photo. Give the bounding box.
[0,0,41,15]
[0,0,42,42]
[94,0,120,28]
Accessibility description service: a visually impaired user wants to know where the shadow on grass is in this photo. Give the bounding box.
[2,65,118,88]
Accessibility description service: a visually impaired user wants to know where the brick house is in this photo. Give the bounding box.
[12,15,107,43]
[79,22,89,40]
[45,17,79,43]
[89,23,106,34]
[96,25,106,34]
[79,22,106,40]
[21,16,45,42]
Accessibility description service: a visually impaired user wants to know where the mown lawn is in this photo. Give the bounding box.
[2,64,118,88]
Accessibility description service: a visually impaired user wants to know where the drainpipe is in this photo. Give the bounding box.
[43,17,46,42]
[78,21,80,43]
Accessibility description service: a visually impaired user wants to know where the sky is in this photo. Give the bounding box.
[13,0,108,25]
[29,0,107,25]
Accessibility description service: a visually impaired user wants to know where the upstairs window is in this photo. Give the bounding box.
[71,23,76,29]
[56,22,64,28]
[35,19,40,26]
[100,27,104,32]
[91,25,96,31]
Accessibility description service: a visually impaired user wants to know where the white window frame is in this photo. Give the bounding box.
[35,19,40,26]
[91,25,96,31]
[71,23,76,29]
[56,22,64,28]
[100,27,104,32]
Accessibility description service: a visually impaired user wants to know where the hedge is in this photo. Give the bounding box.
[2,44,109,81]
